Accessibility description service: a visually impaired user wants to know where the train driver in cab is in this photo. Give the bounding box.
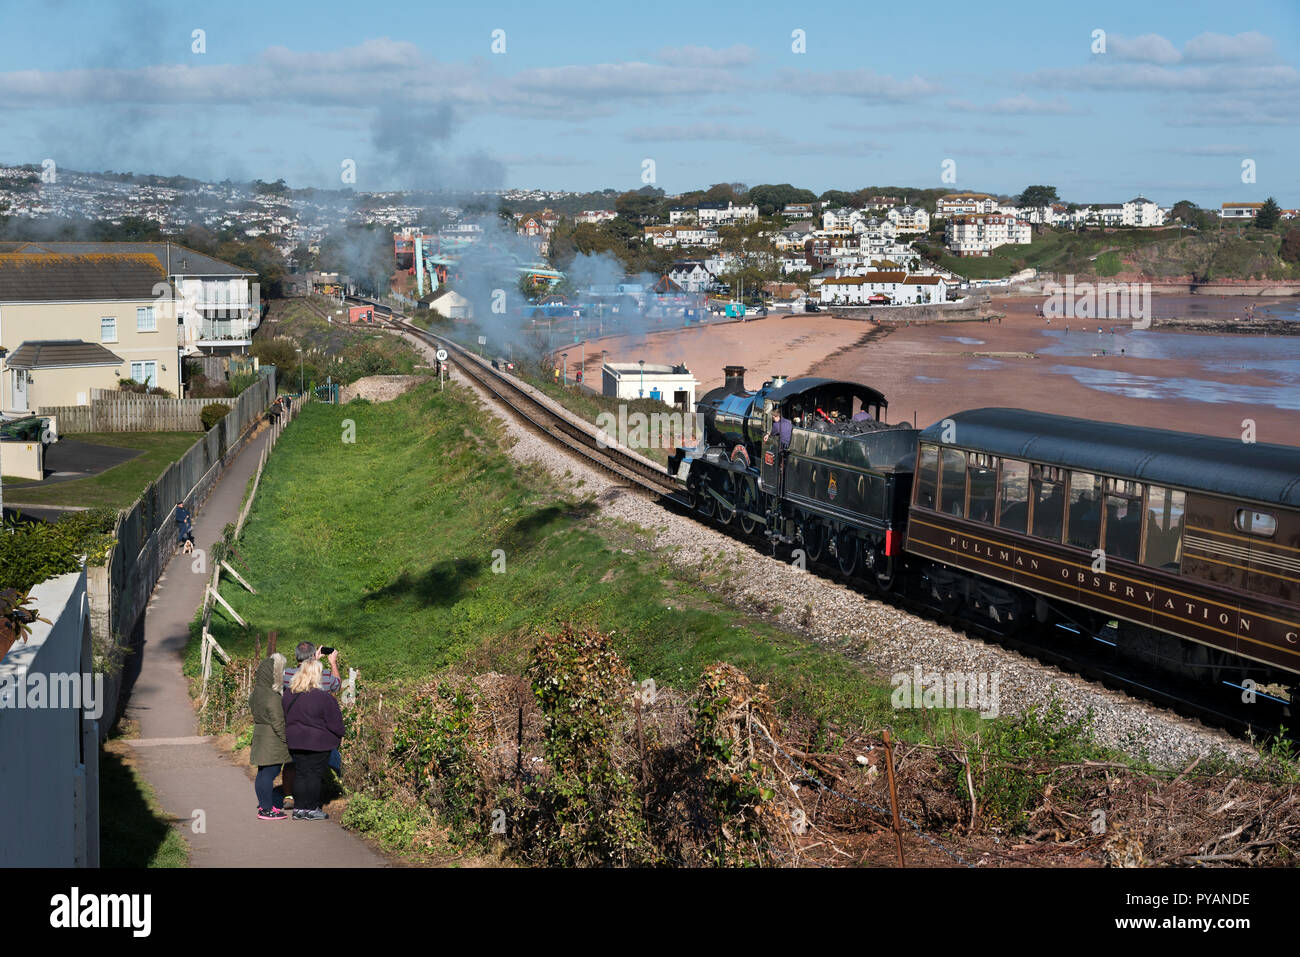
[771,407,793,450]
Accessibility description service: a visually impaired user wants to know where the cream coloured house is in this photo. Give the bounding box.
[0,252,181,410]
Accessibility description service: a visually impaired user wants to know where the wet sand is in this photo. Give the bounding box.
[812,297,1299,444]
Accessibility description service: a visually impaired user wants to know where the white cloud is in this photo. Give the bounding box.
[778,68,944,101]
[655,44,757,68]
[946,95,1080,115]
[1108,33,1183,65]
[1184,31,1275,62]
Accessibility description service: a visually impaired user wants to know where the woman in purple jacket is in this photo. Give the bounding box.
[282,659,345,821]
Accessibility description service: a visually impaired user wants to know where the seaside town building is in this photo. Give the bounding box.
[943,213,1031,256]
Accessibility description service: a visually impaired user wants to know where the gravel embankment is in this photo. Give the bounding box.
[405,333,1259,769]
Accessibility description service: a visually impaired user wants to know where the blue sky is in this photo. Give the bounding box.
[1,0,1297,205]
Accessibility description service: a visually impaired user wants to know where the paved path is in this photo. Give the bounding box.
[123,424,386,867]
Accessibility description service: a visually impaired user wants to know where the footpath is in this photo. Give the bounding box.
[122,421,386,867]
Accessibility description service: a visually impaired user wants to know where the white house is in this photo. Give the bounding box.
[1220,202,1264,220]
[668,261,717,293]
[889,205,931,234]
[821,207,864,233]
[782,203,815,220]
[697,202,759,226]
[818,271,948,305]
[944,214,1032,256]
[935,193,1000,218]
[1122,197,1165,227]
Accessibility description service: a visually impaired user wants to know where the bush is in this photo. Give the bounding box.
[200,402,230,431]
[0,507,118,593]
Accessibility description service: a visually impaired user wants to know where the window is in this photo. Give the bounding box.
[130,360,157,387]
[136,306,156,332]
[997,459,1029,533]
[916,444,938,509]
[1143,486,1185,570]
[938,448,966,517]
[1067,471,1102,549]
[1031,465,1066,542]
[100,316,117,342]
[1235,509,1277,538]
[1102,478,1143,563]
[967,454,998,524]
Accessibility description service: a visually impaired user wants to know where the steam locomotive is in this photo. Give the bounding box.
[669,366,1300,695]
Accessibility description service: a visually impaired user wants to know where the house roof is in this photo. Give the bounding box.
[0,241,253,277]
[6,339,124,369]
[0,253,166,302]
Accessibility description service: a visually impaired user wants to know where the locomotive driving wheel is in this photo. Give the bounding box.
[713,472,737,525]
[835,529,859,577]
[799,516,825,563]
[738,476,760,535]
[694,481,716,518]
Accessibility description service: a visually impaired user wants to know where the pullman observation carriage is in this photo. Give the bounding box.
[904,408,1300,684]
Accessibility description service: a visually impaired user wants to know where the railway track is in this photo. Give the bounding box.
[381,309,1289,745]
[388,316,683,501]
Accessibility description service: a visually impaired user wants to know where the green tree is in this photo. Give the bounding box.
[1256,197,1281,230]
[748,183,818,217]
[1280,226,1300,264]
[1017,185,1059,207]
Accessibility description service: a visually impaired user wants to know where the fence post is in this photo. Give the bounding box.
[883,728,906,867]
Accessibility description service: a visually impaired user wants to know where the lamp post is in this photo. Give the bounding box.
[638,358,645,398]
[561,352,568,386]
[296,346,303,396]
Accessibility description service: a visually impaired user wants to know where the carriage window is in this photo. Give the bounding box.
[916,444,938,509]
[1031,466,1066,542]
[1143,486,1185,570]
[1235,509,1277,538]
[997,459,1029,533]
[1066,471,1102,549]
[1102,478,1142,564]
[967,454,998,525]
[938,448,967,517]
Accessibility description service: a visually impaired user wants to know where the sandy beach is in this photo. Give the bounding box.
[573,298,1300,446]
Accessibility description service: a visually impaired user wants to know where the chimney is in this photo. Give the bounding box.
[723,365,746,392]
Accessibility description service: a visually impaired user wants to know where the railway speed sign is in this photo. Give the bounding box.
[435,349,448,362]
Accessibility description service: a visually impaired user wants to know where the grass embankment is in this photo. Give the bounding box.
[5,431,198,509]
[100,732,190,868]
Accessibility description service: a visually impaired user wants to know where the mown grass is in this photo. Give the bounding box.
[6,431,199,509]
[99,741,190,868]
[190,380,982,743]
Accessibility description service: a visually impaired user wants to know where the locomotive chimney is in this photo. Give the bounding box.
[723,365,746,392]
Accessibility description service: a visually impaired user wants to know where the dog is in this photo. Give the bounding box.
[181,538,195,555]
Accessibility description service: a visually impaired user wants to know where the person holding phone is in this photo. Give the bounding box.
[282,658,344,820]
[280,641,343,805]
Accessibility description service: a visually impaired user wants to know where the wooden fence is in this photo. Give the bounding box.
[40,396,220,432]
